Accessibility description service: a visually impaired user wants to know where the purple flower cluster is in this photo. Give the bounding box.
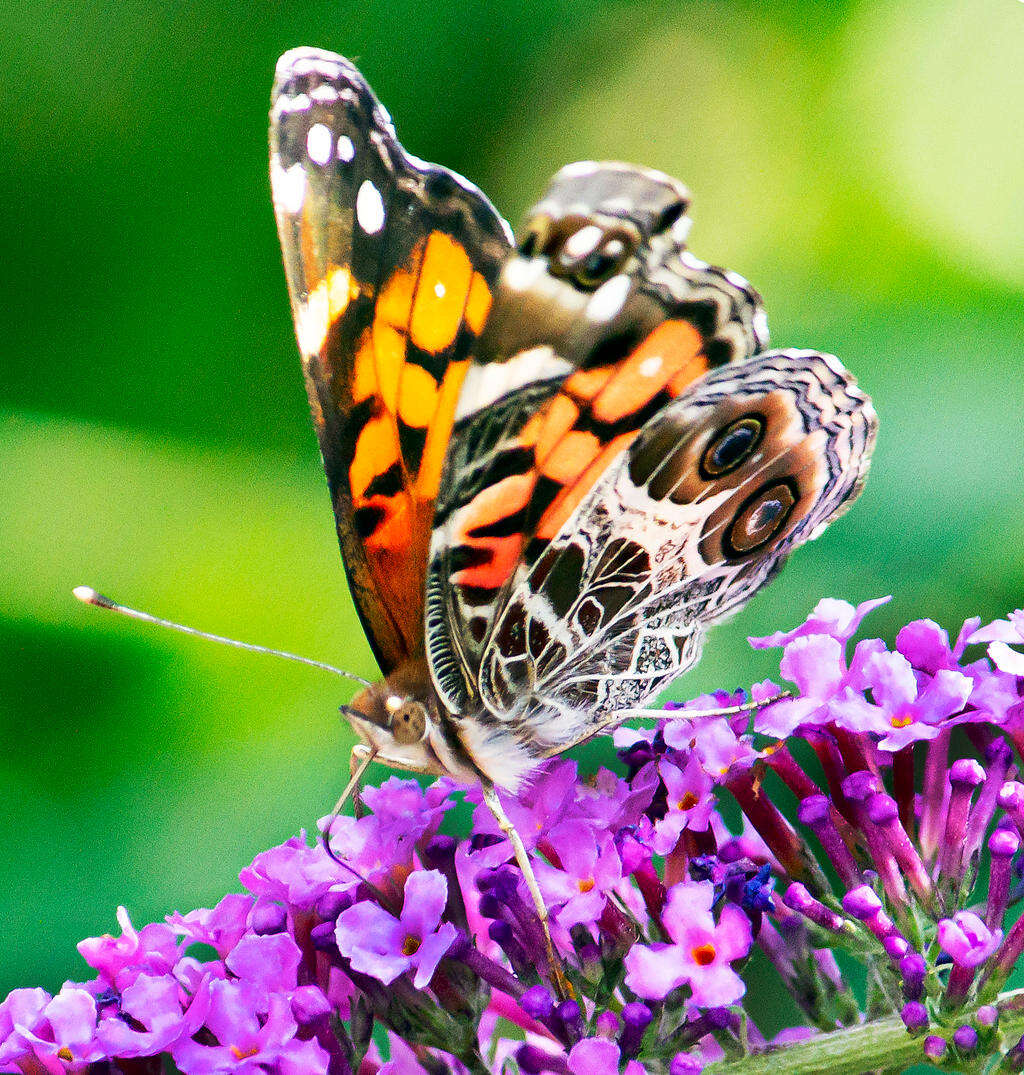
[4,598,1024,1074]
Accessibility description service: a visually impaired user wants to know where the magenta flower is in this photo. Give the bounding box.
[324,777,454,887]
[95,973,208,1059]
[751,632,883,737]
[470,759,582,865]
[568,1035,648,1075]
[663,698,761,778]
[749,595,891,649]
[168,892,254,956]
[224,932,302,995]
[238,834,341,907]
[170,981,329,1074]
[623,881,751,1005]
[895,616,979,674]
[651,755,716,855]
[851,649,974,749]
[334,869,457,988]
[77,905,180,988]
[6,596,1024,1074]
[971,609,1024,676]
[937,911,1002,968]
[0,986,105,1070]
[902,615,1021,723]
[535,822,625,930]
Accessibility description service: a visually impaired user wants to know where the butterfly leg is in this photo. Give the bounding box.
[479,780,573,1001]
[321,745,379,867]
[349,744,369,819]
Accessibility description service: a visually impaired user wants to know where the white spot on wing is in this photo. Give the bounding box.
[356,179,385,234]
[278,92,311,117]
[586,273,630,322]
[454,346,573,421]
[306,123,333,166]
[502,256,546,292]
[638,356,663,378]
[336,134,355,162]
[295,266,355,356]
[563,224,602,258]
[434,281,446,298]
[270,158,307,214]
[310,84,338,104]
[558,160,599,179]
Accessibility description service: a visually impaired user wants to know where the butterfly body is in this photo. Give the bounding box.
[270,48,877,793]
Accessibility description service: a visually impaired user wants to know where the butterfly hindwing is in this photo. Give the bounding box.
[270,49,512,672]
[473,349,877,758]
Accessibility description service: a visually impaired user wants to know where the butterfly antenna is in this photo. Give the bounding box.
[72,586,372,688]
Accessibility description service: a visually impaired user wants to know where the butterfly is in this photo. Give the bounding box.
[269,47,876,800]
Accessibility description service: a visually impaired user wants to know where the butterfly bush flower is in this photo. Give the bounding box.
[9,596,1024,1073]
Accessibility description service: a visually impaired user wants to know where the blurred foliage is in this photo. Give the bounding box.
[1,0,1022,1004]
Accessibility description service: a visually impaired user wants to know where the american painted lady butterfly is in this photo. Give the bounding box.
[269,48,877,797]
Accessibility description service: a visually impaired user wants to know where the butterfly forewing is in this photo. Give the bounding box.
[270,48,511,673]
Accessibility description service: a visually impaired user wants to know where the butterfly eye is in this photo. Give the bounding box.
[725,480,797,557]
[575,236,632,288]
[389,699,429,745]
[700,416,765,479]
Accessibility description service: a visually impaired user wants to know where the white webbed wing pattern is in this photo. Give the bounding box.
[466,349,876,766]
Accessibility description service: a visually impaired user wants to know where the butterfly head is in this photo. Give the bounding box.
[341,662,480,780]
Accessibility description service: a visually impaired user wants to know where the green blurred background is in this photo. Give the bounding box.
[2,0,1023,999]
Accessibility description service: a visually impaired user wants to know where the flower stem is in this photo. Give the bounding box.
[701,988,1024,1075]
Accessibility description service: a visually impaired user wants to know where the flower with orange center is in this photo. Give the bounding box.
[623,880,751,1005]
[335,870,457,988]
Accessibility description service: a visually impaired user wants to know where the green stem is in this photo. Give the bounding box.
[702,989,1024,1075]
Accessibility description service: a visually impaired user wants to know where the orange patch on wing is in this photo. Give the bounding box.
[536,431,638,540]
[517,411,545,450]
[371,321,406,412]
[353,248,424,405]
[397,363,439,428]
[410,232,473,354]
[459,473,534,535]
[591,320,705,424]
[452,474,534,590]
[349,414,401,500]
[417,359,469,498]
[351,328,376,403]
[668,364,706,396]
[533,395,580,464]
[376,258,421,329]
[455,532,522,591]
[367,496,413,550]
[540,430,601,484]
[564,366,615,403]
[464,272,492,335]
